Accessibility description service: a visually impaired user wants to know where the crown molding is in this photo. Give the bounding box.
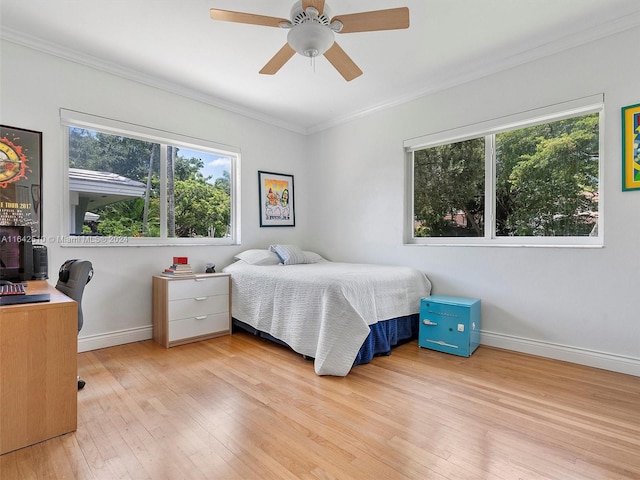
[0,27,307,135]
[3,9,640,136]
[307,9,640,134]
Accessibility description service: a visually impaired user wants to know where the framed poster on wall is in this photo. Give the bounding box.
[258,170,295,227]
[622,103,640,191]
[0,125,42,236]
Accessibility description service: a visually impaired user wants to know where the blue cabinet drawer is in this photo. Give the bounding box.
[419,295,481,357]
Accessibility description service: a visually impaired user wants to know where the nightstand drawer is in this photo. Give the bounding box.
[419,295,481,357]
[168,312,230,342]
[168,294,228,321]
[168,276,228,301]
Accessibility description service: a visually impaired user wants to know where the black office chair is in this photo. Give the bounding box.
[55,259,93,390]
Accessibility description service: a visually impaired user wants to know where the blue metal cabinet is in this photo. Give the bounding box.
[419,295,481,357]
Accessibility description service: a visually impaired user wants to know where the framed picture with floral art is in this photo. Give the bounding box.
[622,103,640,191]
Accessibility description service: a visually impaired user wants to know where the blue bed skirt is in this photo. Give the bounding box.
[352,314,419,366]
[232,314,419,367]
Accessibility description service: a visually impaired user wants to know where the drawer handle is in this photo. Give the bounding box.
[422,320,438,326]
[194,297,207,301]
[194,278,207,282]
[194,315,207,320]
[426,339,458,349]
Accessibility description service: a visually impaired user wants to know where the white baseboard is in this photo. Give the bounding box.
[77,326,639,377]
[78,326,153,353]
[481,330,640,377]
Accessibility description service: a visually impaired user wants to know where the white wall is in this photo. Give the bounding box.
[0,40,308,350]
[306,26,640,376]
[3,25,639,376]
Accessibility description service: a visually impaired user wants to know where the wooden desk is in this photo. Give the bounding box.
[0,281,78,455]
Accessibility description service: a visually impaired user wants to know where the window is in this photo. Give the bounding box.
[405,95,603,246]
[61,110,239,245]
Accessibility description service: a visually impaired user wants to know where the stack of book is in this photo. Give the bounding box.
[161,257,195,277]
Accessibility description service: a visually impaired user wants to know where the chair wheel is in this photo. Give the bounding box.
[78,379,86,390]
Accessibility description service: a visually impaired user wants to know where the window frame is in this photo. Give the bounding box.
[404,95,604,247]
[60,109,241,246]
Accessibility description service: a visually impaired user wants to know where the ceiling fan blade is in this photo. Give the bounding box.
[324,42,362,81]
[332,7,410,33]
[210,9,288,28]
[259,44,296,75]
[302,0,325,15]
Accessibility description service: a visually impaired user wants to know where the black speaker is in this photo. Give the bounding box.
[32,244,48,280]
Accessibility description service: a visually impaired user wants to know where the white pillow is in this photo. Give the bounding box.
[269,244,309,265]
[303,251,326,263]
[234,249,281,266]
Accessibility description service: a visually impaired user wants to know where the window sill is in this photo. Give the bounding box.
[37,236,238,248]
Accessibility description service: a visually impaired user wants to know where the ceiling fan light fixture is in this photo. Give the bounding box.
[210,1,410,80]
[287,22,334,58]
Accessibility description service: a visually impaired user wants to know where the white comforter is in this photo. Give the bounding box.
[222,261,432,376]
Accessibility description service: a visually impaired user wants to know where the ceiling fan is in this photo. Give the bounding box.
[210,1,410,81]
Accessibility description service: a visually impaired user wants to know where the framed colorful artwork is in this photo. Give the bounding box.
[622,103,640,191]
[0,125,43,236]
[258,170,295,227]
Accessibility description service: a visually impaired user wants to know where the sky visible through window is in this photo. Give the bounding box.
[68,128,230,182]
[179,148,230,182]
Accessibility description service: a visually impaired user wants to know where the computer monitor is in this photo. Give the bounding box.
[0,225,34,283]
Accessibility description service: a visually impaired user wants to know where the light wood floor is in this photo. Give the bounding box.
[1,331,639,479]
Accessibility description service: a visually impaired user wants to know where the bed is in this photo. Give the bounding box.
[222,246,432,376]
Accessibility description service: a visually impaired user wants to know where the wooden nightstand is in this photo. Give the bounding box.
[152,273,231,348]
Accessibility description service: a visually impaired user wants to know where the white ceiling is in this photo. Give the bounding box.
[2,0,640,134]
